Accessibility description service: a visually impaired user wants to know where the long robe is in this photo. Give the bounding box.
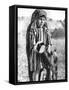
[26,21,50,81]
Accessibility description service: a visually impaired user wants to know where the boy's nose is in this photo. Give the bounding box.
[41,20,43,23]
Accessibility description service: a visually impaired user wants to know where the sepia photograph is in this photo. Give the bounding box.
[17,7,67,83]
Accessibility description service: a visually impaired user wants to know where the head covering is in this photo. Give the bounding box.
[31,9,47,23]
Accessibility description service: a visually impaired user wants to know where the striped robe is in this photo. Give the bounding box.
[26,22,50,81]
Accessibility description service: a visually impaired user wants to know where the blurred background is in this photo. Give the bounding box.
[18,8,65,82]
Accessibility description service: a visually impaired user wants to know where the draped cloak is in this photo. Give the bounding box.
[26,9,50,76]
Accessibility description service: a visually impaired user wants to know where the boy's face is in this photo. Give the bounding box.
[37,17,46,28]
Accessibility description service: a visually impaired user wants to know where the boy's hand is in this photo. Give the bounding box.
[33,41,43,51]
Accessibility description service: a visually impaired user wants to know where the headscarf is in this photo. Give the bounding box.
[31,9,47,23]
